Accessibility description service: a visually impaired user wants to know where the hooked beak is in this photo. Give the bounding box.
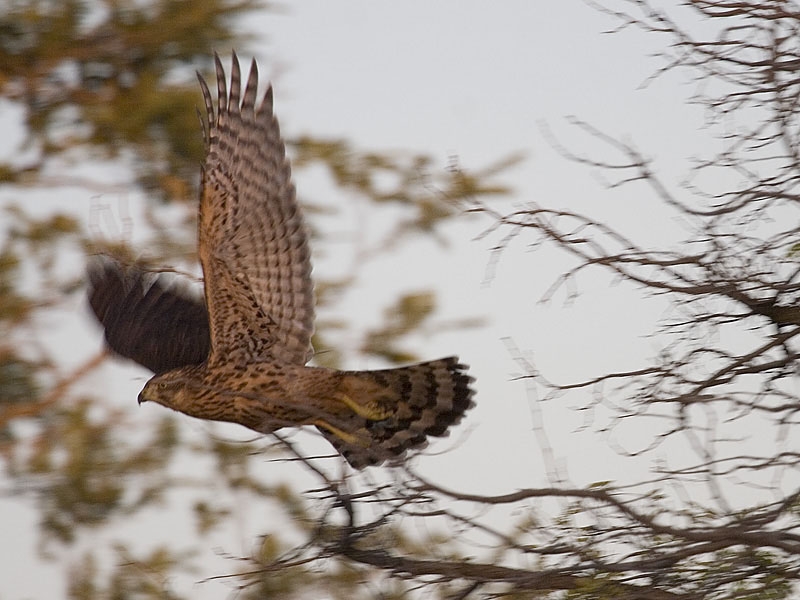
[137,390,146,405]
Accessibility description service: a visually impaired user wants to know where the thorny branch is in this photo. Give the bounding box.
[243,443,800,599]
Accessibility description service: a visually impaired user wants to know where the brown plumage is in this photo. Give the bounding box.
[88,260,210,374]
[87,53,475,468]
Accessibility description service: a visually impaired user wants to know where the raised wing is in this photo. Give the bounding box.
[87,258,210,374]
[197,52,314,366]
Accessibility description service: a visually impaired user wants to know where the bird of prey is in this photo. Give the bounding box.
[88,53,474,468]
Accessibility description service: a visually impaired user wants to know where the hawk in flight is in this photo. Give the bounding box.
[88,53,474,468]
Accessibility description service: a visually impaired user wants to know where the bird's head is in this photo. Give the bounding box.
[138,368,198,412]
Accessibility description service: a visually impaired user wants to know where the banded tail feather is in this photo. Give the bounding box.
[320,357,475,468]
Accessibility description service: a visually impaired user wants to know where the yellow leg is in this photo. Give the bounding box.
[335,392,393,420]
[313,419,369,447]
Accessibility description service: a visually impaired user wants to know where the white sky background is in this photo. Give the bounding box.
[2,1,788,598]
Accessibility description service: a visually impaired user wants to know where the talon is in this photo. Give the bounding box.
[313,419,369,447]
[336,392,394,420]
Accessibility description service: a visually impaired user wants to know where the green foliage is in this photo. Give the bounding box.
[0,0,262,201]
[21,401,180,543]
[67,546,197,600]
[192,500,231,535]
[0,351,39,406]
[362,291,437,364]
[0,247,31,327]
[292,136,516,235]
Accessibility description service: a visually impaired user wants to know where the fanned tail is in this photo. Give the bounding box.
[319,357,475,468]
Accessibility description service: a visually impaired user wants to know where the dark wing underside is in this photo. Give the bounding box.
[87,257,210,374]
